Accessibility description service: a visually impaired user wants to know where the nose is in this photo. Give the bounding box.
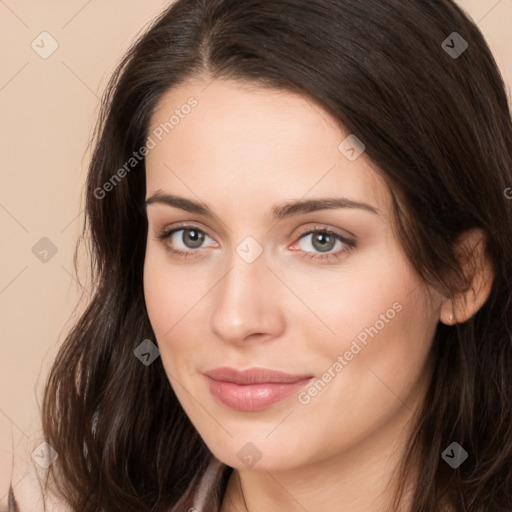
[209,250,286,346]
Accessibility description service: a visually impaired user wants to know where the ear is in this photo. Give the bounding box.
[439,228,494,325]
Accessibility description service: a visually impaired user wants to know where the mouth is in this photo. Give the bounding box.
[203,366,315,412]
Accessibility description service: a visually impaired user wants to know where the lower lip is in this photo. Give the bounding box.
[205,376,313,411]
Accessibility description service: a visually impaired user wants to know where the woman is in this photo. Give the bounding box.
[4,0,512,510]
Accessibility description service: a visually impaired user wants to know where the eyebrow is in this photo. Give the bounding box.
[144,191,380,219]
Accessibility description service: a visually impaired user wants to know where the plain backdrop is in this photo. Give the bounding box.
[1,0,511,494]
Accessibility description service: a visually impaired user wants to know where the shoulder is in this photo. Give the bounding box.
[0,446,72,512]
[0,447,42,512]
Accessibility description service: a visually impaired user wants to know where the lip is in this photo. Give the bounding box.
[203,367,314,412]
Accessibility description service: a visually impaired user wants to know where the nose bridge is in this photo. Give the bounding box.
[209,245,284,343]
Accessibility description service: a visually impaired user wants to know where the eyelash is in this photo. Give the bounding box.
[155,224,356,263]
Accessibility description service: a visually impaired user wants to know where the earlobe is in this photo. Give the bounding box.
[439,228,494,325]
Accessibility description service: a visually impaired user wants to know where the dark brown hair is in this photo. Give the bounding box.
[28,0,512,510]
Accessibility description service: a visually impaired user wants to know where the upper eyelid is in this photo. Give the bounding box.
[294,223,355,240]
[156,224,218,248]
[150,211,357,237]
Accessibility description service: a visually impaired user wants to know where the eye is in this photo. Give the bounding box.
[156,225,216,259]
[156,223,356,263]
[291,226,356,262]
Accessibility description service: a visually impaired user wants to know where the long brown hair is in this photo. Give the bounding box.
[35,0,512,510]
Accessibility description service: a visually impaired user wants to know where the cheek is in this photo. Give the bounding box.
[142,245,212,368]
[142,247,189,354]
[301,248,436,400]
[284,247,423,358]
[143,241,197,326]
[301,265,436,421]
[143,249,171,333]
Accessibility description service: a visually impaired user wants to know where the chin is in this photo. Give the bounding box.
[201,428,315,472]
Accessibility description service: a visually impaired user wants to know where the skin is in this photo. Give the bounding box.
[143,75,493,511]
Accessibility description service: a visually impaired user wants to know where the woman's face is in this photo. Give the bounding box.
[143,76,442,471]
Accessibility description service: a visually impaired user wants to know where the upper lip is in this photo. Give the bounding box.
[204,366,314,385]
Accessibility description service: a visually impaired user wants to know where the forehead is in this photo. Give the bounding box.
[145,77,391,217]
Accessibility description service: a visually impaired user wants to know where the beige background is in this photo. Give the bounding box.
[0,0,511,498]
